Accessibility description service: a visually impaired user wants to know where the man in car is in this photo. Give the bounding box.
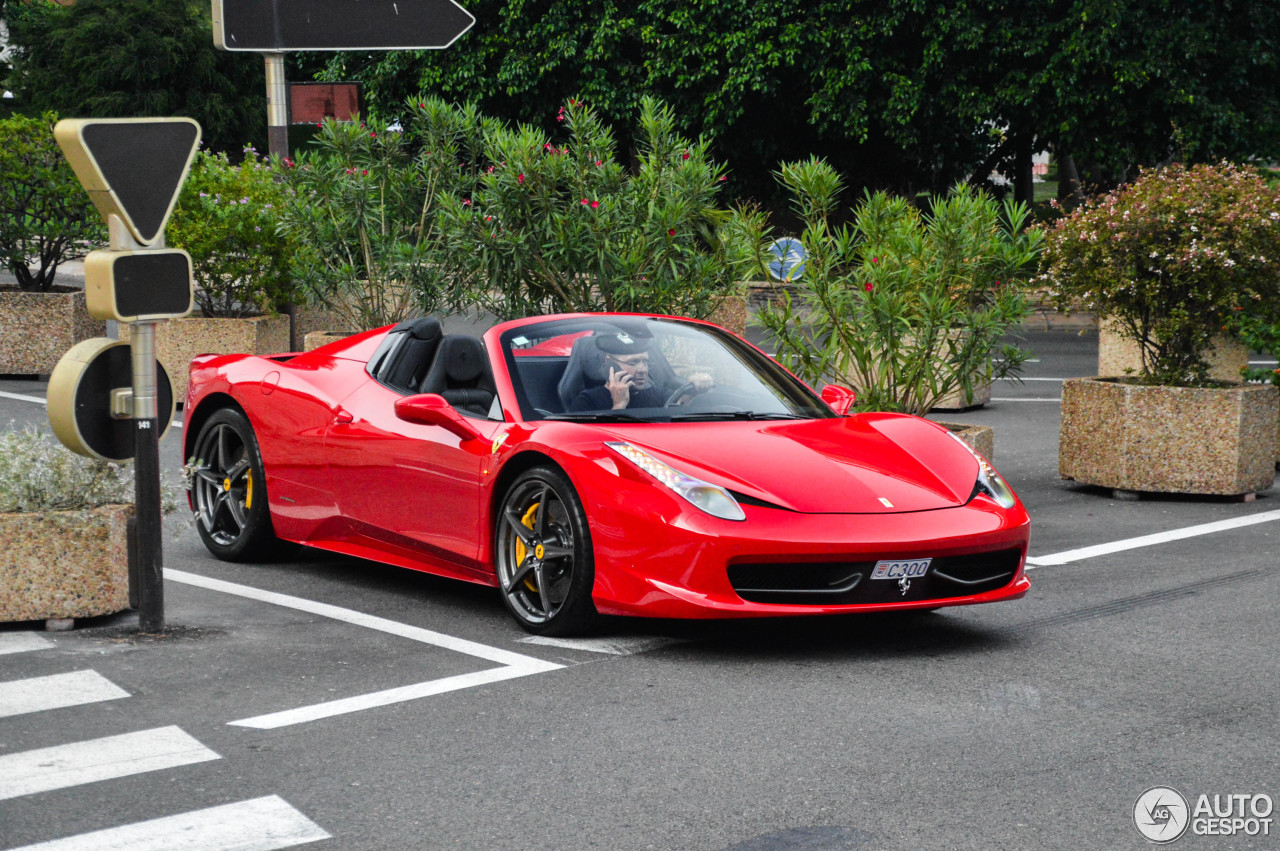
[570,333,712,411]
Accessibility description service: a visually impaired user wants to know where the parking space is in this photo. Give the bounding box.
[2,326,1277,848]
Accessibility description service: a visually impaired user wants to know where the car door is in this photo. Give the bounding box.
[323,378,499,576]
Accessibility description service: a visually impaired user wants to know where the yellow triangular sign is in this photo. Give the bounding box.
[55,118,202,246]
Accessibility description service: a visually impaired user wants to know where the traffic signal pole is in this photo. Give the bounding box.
[112,214,165,632]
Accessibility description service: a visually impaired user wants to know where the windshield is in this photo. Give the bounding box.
[499,316,834,423]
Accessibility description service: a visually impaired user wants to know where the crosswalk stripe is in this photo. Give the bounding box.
[5,794,330,851]
[0,633,54,655]
[0,726,220,801]
[0,671,131,719]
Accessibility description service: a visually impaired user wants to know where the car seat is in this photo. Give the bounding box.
[381,317,443,392]
[419,335,497,417]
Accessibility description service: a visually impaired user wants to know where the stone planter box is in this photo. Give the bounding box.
[0,287,105,375]
[931,380,992,412]
[936,421,995,463]
[304,330,357,351]
[1059,377,1278,497]
[122,313,290,403]
[1097,318,1248,383]
[708,293,749,336]
[1,504,133,626]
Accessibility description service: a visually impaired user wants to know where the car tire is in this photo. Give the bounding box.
[494,466,599,636]
[189,407,277,562]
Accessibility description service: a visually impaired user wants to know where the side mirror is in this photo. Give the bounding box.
[821,384,857,416]
[394,394,483,442]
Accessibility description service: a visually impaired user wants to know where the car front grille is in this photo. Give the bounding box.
[728,548,1022,605]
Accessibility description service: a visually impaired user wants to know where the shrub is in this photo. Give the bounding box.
[1041,161,1280,386]
[736,158,1041,416]
[0,426,135,513]
[277,114,463,331]
[433,96,739,320]
[0,112,103,291]
[167,148,297,317]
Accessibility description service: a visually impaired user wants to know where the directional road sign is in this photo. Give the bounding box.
[48,338,175,464]
[54,118,201,247]
[213,0,475,52]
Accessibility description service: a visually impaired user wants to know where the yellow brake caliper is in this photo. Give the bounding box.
[513,502,541,592]
[244,469,253,510]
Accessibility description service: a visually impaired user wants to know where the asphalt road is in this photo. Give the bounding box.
[1,327,1278,850]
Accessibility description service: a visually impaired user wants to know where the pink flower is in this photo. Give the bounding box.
[361,169,368,176]
[682,151,690,161]
[370,132,377,138]
[595,160,603,167]
[719,176,727,182]
[864,282,874,292]
[668,228,676,236]
[590,200,600,209]
[871,256,879,264]
[517,173,525,184]
[462,198,472,207]
[581,198,589,206]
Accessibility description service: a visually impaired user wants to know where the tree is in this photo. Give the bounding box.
[317,1,1280,202]
[4,0,265,154]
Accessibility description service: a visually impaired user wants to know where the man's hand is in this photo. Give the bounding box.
[606,366,632,409]
[688,371,714,392]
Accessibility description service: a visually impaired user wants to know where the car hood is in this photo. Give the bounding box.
[602,414,980,514]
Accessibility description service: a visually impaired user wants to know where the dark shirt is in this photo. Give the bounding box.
[570,383,668,412]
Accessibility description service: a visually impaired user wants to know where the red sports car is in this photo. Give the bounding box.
[183,313,1030,635]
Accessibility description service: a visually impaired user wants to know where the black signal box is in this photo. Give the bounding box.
[84,249,194,322]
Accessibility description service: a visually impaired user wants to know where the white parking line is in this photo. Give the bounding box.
[0,633,53,655]
[7,795,329,851]
[165,569,564,729]
[518,635,685,656]
[0,390,46,405]
[991,397,1061,402]
[1026,509,1280,567]
[0,671,129,719]
[997,377,1066,381]
[0,726,219,801]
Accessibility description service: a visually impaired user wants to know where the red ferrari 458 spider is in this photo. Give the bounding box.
[183,313,1030,635]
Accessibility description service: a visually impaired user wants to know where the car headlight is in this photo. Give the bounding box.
[606,441,746,521]
[946,431,1017,509]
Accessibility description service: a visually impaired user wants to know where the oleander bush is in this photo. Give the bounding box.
[1041,161,1280,387]
[735,157,1041,415]
[433,96,740,320]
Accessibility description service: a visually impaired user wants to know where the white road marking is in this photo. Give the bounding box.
[990,397,1061,402]
[0,390,46,404]
[518,635,685,656]
[1026,509,1280,567]
[0,633,53,655]
[1248,360,1278,365]
[0,726,220,801]
[997,377,1065,381]
[0,671,130,719]
[7,795,329,851]
[164,569,564,729]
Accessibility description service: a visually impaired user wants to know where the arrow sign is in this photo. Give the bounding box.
[213,0,475,52]
[54,118,201,246]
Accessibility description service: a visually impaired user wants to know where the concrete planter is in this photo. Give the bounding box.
[1059,377,1278,497]
[1097,318,1248,383]
[122,313,290,403]
[0,504,133,626]
[931,380,993,412]
[303,330,357,351]
[936,421,995,463]
[0,287,105,375]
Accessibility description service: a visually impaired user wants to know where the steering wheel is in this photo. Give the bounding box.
[663,382,698,407]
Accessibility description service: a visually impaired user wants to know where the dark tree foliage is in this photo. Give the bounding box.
[4,0,266,154]
[318,0,1280,203]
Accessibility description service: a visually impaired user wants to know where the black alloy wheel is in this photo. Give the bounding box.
[494,466,598,635]
[189,407,276,561]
